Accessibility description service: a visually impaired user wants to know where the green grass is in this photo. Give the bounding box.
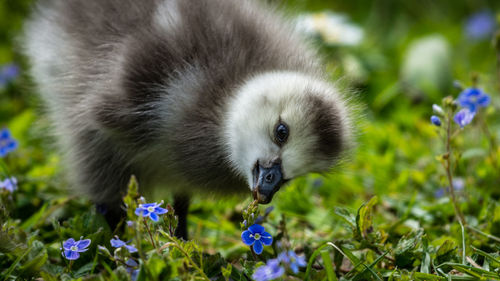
[1,0,500,280]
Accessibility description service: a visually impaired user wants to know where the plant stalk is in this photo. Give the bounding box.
[444,113,466,226]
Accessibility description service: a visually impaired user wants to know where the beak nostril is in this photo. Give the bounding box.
[265,173,274,183]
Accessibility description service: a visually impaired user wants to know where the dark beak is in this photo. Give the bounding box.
[252,162,285,204]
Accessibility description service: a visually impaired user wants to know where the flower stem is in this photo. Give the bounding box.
[443,113,466,226]
[160,231,210,281]
[143,218,158,251]
[67,260,74,273]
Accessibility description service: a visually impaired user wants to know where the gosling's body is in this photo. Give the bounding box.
[23,0,352,235]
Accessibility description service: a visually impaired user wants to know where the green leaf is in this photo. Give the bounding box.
[394,229,423,268]
[356,196,378,240]
[320,250,337,281]
[436,240,457,265]
[20,202,49,231]
[334,207,356,229]
[438,263,500,279]
[18,251,48,276]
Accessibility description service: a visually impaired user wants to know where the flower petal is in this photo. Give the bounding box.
[154,207,168,215]
[278,251,289,263]
[6,140,17,150]
[126,259,138,267]
[290,263,299,274]
[248,224,265,234]
[253,240,263,255]
[76,239,91,250]
[135,207,147,217]
[0,129,10,139]
[241,230,255,246]
[140,203,157,208]
[260,232,273,246]
[63,250,80,260]
[63,238,76,250]
[126,245,138,253]
[149,212,159,222]
[110,238,126,248]
[477,94,490,107]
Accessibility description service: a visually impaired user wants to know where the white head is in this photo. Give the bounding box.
[224,71,352,203]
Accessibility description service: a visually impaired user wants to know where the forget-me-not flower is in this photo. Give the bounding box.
[241,224,273,255]
[457,88,490,113]
[0,64,20,87]
[278,250,307,274]
[135,202,168,222]
[0,128,18,157]
[430,115,441,127]
[110,236,138,253]
[465,10,496,40]
[126,259,140,281]
[0,177,17,193]
[252,258,285,281]
[454,108,475,128]
[61,237,91,260]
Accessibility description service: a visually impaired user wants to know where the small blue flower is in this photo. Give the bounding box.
[0,128,18,158]
[241,224,273,255]
[126,220,135,227]
[278,250,307,274]
[453,178,465,192]
[454,108,475,128]
[110,236,138,253]
[457,88,490,113]
[61,237,91,260]
[434,188,445,199]
[252,259,285,281]
[135,202,168,222]
[0,64,20,87]
[0,177,17,193]
[430,115,441,127]
[465,10,496,40]
[126,259,140,281]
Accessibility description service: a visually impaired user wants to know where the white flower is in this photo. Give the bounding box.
[295,12,364,46]
[432,104,445,115]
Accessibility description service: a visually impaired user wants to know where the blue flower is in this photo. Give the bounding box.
[457,88,490,113]
[465,10,496,40]
[135,202,168,222]
[0,177,17,193]
[0,128,18,158]
[126,259,140,281]
[241,224,273,255]
[61,237,91,260]
[252,259,285,281]
[110,236,138,253]
[454,108,475,128]
[430,115,441,127]
[0,64,20,87]
[278,250,307,274]
[434,188,445,199]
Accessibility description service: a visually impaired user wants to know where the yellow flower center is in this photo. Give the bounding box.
[254,233,261,240]
[147,206,155,212]
[70,246,78,251]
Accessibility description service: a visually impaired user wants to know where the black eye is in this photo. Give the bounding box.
[275,123,289,144]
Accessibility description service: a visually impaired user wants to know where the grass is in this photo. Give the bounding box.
[1,0,500,280]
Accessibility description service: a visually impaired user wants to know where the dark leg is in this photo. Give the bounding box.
[96,202,126,233]
[173,194,190,240]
